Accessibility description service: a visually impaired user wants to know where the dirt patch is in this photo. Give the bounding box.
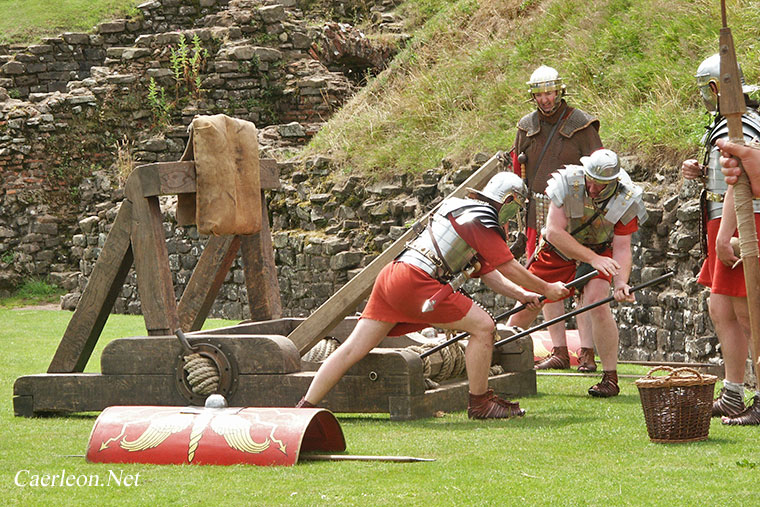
[11,303,61,311]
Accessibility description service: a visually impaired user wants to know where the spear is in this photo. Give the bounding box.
[493,272,674,349]
[418,269,599,359]
[718,0,760,388]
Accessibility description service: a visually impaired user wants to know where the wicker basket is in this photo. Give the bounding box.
[635,366,717,443]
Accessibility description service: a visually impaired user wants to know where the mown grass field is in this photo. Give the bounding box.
[1,307,758,506]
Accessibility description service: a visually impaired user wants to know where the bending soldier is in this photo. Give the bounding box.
[512,65,603,373]
[681,54,760,425]
[507,149,647,397]
[296,172,569,419]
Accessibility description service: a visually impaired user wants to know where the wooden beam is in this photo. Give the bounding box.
[240,196,282,321]
[47,201,135,373]
[177,235,241,331]
[126,175,179,335]
[286,153,504,354]
[135,158,280,197]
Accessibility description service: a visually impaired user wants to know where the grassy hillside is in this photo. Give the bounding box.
[0,0,141,45]
[308,0,760,178]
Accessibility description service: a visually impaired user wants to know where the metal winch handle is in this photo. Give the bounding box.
[175,328,197,355]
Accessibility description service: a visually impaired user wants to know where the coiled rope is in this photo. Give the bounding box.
[183,353,220,395]
[302,331,504,390]
[303,337,340,362]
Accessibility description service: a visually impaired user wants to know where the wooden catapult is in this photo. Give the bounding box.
[14,135,536,420]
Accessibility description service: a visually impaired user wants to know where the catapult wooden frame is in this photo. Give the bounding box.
[14,153,536,420]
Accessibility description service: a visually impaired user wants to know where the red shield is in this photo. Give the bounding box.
[86,406,345,466]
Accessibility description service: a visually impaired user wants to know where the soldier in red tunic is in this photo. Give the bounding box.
[508,149,647,397]
[297,172,569,418]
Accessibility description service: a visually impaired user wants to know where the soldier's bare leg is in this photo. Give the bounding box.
[436,304,497,395]
[302,318,395,405]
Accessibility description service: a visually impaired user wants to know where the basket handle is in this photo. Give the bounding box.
[643,366,675,378]
[669,367,704,380]
[643,366,704,381]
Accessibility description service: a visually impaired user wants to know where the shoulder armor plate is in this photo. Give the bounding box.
[604,170,648,225]
[546,166,586,218]
[559,108,599,138]
[516,111,541,137]
[707,109,760,146]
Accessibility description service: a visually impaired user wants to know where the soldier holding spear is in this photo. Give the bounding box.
[702,0,760,426]
[680,53,760,420]
[507,149,647,397]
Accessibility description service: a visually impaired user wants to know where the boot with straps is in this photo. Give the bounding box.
[588,370,619,397]
[577,347,597,373]
[534,346,570,370]
[468,389,526,419]
[722,394,760,426]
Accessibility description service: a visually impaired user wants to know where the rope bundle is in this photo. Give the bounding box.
[183,353,220,395]
[303,337,340,363]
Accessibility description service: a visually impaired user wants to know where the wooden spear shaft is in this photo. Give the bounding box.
[719,0,760,388]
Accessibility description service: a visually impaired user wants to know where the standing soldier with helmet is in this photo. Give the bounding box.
[511,65,603,373]
[296,172,569,419]
[681,54,760,424]
[508,149,647,397]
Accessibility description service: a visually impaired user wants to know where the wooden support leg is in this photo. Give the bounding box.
[241,195,282,321]
[48,201,135,373]
[177,235,241,331]
[127,177,179,335]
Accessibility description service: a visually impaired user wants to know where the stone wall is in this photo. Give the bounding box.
[0,0,398,295]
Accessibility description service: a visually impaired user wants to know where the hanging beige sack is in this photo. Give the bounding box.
[177,114,262,235]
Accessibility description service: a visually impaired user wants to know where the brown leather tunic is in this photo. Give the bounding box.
[512,100,602,229]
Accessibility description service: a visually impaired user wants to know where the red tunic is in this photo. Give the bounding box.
[362,217,513,336]
[698,215,760,297]
[527,217,639,302]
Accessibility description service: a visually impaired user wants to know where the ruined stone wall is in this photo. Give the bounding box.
[0,0,396,295]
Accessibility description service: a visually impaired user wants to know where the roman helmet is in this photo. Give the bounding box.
[580,149,620,202]
[527,65,566,115]
[581,149,620,182]
[695,53,759,114]
[470,172,528,225]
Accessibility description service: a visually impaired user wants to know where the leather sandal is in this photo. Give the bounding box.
[577,347,597,373]
[711,388,745,417]
[295,396,315,408]
[534,346,570,370]
[588,370,619,397]
[468,389,526,419]
[722,395,760,426]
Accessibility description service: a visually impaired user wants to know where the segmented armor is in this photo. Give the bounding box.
[701,109,760,220]
[398,198,504,281]
[545,166,647,247]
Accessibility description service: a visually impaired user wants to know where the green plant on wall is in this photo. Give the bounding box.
[147,77,172,128]
[169,33,209,100]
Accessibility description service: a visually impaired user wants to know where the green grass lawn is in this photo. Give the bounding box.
[1,307,758,505]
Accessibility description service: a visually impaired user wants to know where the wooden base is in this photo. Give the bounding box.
[14,318,536,421]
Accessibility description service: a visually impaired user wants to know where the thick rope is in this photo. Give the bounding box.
[183,353,220,395]
[303,337,340,363]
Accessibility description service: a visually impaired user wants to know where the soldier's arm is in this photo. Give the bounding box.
[611,232,634,302]
[715,186,740,267]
